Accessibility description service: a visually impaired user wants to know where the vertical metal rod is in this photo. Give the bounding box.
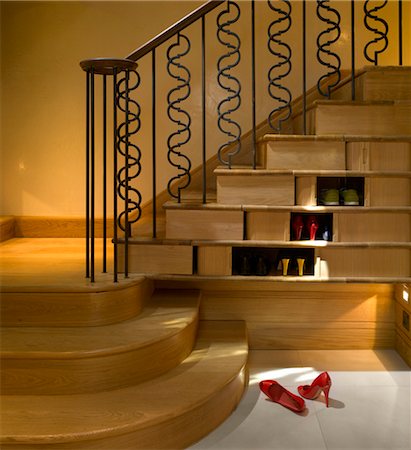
[202,15,207,203]
[103,74,107,273]
[90,68,95,283]
[152,50,157,238]
[302,0,307,135]
[113,69,118,283]
[251,0,257,169]
[86,71,90,279]
[351,0,356,100]
[399,0,403,65]
[124,70,130,278]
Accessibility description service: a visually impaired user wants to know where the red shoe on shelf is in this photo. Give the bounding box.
[297,372,332,407]
[259,380,306,413]
[292,215,304,240]
[307,215,319,240]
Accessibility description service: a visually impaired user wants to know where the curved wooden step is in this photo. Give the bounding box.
[0,321,248,450]
[1,290,200,395]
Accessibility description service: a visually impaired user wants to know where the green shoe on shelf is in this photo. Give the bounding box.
[341,188,360,206]
[320,189,339,206]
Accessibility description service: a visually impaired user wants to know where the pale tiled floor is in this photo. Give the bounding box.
[190,350,411,450]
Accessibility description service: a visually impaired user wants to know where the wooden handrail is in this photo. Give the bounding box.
[126,0,225,61]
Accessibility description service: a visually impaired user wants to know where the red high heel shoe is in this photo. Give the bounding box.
[307,215,319,240]
[260,380,306,413]
[297,372,332,407]
[292,215,304,240]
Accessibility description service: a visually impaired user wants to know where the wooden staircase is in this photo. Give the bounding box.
[0,240,248,449]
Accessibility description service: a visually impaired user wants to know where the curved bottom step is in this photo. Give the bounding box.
[0,321,248,450]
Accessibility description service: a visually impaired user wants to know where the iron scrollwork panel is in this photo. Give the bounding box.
[316,0,341,98]
[363,0,389,65]
[217,0,242,168]
[166,32,192,203]
[116,69,142,236]
[267,0,292,133]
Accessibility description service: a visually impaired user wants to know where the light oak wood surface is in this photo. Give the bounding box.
[0,321,248,450]
[0,216,15,242]
[197,246,232,276]
[361,66,411,101]
[246,211,290,241]
[1,290,200,395]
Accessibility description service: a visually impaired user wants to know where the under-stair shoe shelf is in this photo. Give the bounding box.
[0,321,248,450]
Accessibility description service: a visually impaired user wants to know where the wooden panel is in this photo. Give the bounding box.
[337,212,410,242]
[166,209,243,240]
[217,174,294,206]
[395,329,411,368]
[315,103,411,136]
[0,217,15,242]
[369,177,411,206]
[395,302,411,342]
[296,176,317,206]
[246,212,289,240]
[0,279,153,327]
[362,68,411,101]
[197,246,232,276]
[319,248,410,278]
[248,321,395,350]
[347,142,411,171]
[119,244,193,275]
[199,284,394,350]
[395,283,411,314]
[264,140,346,170]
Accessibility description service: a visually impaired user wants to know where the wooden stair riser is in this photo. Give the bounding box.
[217,174,294,206]
[258,140,346,170]
[118,244,193,275]
[246,211,411,242]
[0,280,153,327]
[361,69,411,102]
[313,103,411,136]
[394,283,411,367]
[165,209,243,240]
[1,318,198,395]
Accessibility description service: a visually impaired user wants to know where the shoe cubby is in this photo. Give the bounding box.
[290,212,333,241]
[232,247,315,277]
[317,177,365,206]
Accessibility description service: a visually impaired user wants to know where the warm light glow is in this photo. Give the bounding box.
[403,285,409,303]
[249,367,318,386]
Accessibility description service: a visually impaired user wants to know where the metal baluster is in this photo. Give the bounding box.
[216,0,242,168]
[363,0,388,66]
[152,50,157,237]
[351,0,356,101]
[124,70,129,277]
[90,68,95,283]
[166,32,192,202]
[202,15,207,203]
[102,74,107,273]
[86,71,90,279]
[316,0,341,99]
[251,0,256,169]
[267,0,292,133]
[113,69,118,283]
[302,0,307,135]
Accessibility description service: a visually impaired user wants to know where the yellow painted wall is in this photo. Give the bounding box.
[1,0,410,218]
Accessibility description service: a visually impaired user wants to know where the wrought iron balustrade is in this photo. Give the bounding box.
[80,0,407,282]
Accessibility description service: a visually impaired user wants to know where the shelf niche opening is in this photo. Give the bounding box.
[290,212,333,241]
[232,247,315,277]
[317,177,365,206]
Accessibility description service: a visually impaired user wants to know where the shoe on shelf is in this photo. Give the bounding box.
[255,256,269,276]
[291,215,304,240]
[239,255,252,276]
[260,380,306,413]
[297,371,332,407]
[307,215,319,240]
[341,188,360,206]
[320,189,339,206]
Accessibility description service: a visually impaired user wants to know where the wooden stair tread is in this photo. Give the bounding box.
[243,205,411,212]
[163,200,241,210]
[215,168,411,177]
[0,290,200,358]
[260,134,411,143]
[0,321,248,445]
[193,240,411,248]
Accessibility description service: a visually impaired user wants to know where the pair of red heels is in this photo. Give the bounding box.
[259,372,332,413]
[292,215,319,241]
